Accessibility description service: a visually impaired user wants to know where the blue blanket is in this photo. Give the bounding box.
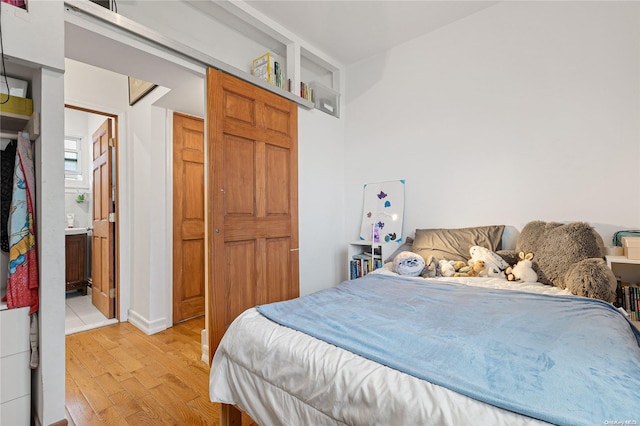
[257,274,640,425]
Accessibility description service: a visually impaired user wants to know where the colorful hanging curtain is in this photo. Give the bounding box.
[3,132,39,314]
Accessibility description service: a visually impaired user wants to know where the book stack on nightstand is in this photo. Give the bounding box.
[349,248,383,280]
[347,241,384,280]
[618,282,640,322]
[606,256,640,331]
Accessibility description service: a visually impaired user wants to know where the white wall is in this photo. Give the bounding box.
[108,0,348,294]
[298,109,346,295]
[345,1,640,248]
[34,67,67,426]
[126,88,173,333]
[63,108,92,228]
[1,1,66,424]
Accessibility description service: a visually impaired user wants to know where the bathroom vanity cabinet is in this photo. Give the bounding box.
[65,232,88,294]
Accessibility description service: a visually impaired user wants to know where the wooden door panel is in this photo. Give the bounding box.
[225,240,257,325]
[183,163,204,219]
[222,92,256,124]
[263,105,292,135]
[209,69,299,362]
[183,128,205,152]
[177,239,205,319]
[265,145,290,214]
[224,136,255,215]
[265,238,292,304]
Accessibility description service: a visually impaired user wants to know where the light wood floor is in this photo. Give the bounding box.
[65,317,256,425]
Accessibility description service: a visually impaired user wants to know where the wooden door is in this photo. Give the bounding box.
[92,118,115,319]
[173,112,205,323]
[207,69,299,362]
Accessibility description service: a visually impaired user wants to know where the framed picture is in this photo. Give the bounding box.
[128,77,157,106]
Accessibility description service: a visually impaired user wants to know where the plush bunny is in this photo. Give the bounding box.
[508,252,538,282]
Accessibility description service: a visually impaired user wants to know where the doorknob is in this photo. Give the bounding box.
[215,228,220,233]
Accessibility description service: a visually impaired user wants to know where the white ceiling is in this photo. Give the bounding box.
[245,1,500,65]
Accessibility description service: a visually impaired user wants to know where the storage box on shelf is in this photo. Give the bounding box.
[308,81,340,118]
[622,236,640,260]
[252,52,287,90]
[0,95,33,116]
[0,95,39,141]
[0,76,28,98]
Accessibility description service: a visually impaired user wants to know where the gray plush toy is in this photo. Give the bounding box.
[498,221,617,302]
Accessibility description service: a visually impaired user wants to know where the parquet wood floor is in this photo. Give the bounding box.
[65,317,257,425]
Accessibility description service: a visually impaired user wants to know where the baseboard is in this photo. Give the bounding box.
[127,309,167,335]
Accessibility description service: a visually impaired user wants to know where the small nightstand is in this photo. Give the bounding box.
[606,255,640,331]
[347,240,401,280]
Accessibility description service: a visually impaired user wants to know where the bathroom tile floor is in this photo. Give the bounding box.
[65,288,118,335]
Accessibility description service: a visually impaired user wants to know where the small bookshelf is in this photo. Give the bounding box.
[346,240,401,280]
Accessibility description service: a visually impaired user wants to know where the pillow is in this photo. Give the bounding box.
[412,225,505,262]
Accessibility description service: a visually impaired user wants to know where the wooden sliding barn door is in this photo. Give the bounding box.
[207,69,300,362]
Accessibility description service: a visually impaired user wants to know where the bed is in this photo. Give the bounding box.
[209,225,640,425]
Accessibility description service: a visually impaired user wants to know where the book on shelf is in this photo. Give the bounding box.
[619,282,640,321]
[349,252,383,280]
[252,52,286,89]
[299,82,313,102]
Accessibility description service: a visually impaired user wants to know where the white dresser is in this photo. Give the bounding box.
[0,303,31,426]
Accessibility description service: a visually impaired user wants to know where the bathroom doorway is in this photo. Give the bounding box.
[64,105,119,335]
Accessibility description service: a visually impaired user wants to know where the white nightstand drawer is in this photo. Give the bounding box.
[0,306,30,357]
[0,351,30,404]
[0,394,30,426]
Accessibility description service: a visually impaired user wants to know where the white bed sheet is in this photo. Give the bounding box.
[209,274,570,425]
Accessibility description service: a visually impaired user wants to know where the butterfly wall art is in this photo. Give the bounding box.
[359,180,405,243]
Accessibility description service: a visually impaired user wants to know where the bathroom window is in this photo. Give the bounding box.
[65,137,81,178]
[65,136,88,188]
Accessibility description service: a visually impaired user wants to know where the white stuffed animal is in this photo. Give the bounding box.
[469,245,509,278]
[509,252,538,282]
[392,251,426,277]
[438,259,456,277]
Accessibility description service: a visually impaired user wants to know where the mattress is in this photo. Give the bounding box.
[209,273,580,425]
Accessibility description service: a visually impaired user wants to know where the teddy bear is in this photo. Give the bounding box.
[497,221,617,302]
[453,260,486,277]
[505,252,538,282]
[452,260,467,272]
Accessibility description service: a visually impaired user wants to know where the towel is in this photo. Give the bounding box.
[3,133,39,314]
